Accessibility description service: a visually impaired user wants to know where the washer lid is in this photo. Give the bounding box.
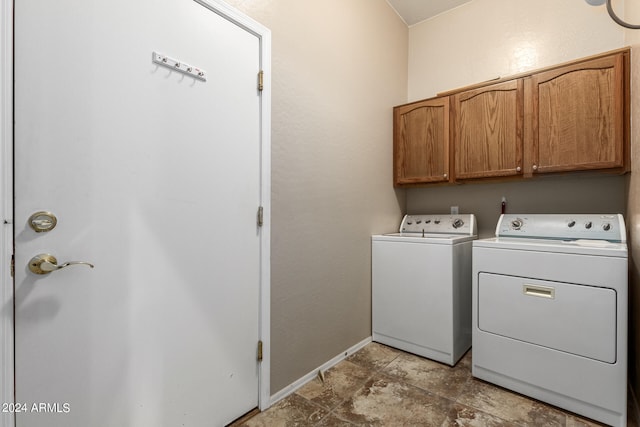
[373,233,476,244]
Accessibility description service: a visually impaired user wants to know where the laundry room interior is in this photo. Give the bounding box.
[219,0,640,424]
[4,0,640,426]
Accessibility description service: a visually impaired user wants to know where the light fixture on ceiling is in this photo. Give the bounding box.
[587,0,640,29]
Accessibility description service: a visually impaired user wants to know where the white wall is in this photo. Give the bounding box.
[223,0,408,394]
[409,0,624,101]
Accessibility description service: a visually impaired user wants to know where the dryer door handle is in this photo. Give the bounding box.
[523,284,555,299]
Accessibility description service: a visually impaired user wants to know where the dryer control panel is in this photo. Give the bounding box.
[400,214,477,236]
[496,214,626,243]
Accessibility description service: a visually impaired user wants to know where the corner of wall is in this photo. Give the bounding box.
[624,0,640,411]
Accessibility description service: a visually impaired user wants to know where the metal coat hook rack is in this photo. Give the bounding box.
[152,52,207,81]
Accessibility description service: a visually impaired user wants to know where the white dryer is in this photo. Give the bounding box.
[472,214,627,427]
[372,214,477,366]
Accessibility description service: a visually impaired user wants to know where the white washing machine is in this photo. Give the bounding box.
[372,214,477,366]
[473,214,628,427]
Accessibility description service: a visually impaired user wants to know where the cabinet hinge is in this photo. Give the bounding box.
[257,340,263,362]
[10,254,14,278]
[258,70,264,92]
[257,206,264,227]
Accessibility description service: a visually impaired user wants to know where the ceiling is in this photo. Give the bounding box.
[386,0,473,26]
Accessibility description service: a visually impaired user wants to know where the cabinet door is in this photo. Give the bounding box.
[452,79,524,179]
[531,53,627,174]
[393,97,450,185]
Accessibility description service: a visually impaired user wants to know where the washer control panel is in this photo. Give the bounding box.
[400,214,477,236]
[496,214,626,242]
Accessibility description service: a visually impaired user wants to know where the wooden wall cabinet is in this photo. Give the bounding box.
[392,48,629,186]
[529,52,628,176]
[451,79,524,180]
[393,97,450,186]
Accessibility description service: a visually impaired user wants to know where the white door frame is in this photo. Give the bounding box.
[0,1,271,425]
[0,1,14,427]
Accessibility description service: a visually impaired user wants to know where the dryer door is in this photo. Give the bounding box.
[477,273,616,363]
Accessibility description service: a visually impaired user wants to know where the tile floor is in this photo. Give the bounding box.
[236,342,639,427]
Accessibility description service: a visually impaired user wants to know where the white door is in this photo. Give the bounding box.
[13,1,265,426]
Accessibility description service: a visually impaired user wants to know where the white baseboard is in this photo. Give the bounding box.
[269,336,372,406]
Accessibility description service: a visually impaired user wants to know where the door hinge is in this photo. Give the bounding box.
[258,70,264,92]
[257,340,263,362]
[257,206,264,227]
[10,254,14,278]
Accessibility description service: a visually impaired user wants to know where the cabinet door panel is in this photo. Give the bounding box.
[453,80,523,179]
[532,54,625,173]
[394,97,449,185]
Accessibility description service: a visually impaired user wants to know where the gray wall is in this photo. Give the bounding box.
[224,0,408,394]
[408,175,627,238]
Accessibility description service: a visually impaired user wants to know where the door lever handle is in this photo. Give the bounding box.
[29,254,94,275]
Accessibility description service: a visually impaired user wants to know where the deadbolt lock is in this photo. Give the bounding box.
[28,211,57,233]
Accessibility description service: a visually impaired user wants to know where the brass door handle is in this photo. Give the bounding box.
[29,254,94,275]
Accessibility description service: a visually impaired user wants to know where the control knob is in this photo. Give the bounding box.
[585,221,592,229]
[511,219,523,230]
[434,220,441,224]
[567,220,576,228]
[452,219,464,229]
[603,223,611,231]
